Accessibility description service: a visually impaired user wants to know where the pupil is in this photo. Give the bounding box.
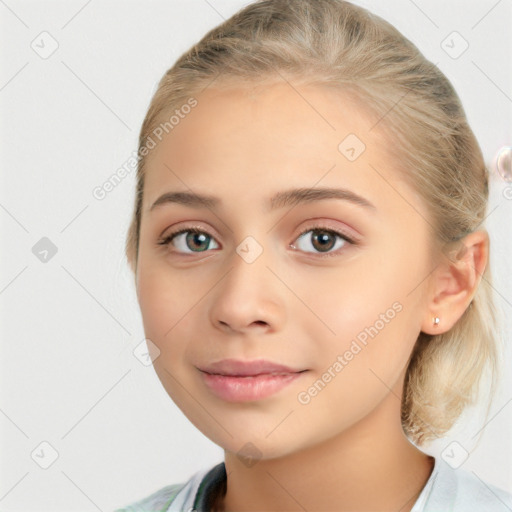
[187,232,209,252]
[313,231,335,252]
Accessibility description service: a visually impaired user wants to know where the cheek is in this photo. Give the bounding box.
[136,262,188,348]
[294,309,415,435]
[136,260,216,375]
[300,246,423,374]
[136,267,202,407]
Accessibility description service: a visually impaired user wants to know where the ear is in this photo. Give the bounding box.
[421,230,489,335]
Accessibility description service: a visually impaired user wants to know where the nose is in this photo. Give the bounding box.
[208,244,286,335]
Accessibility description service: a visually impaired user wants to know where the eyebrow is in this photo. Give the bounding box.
[149,187,377,214]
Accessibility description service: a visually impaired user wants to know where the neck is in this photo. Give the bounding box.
[218,384,435,512]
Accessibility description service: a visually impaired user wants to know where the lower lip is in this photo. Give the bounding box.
[200,371,304,402]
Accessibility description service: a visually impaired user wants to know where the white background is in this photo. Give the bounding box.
[1,0,511,510]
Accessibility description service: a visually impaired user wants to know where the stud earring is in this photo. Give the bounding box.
[432,316,440,326]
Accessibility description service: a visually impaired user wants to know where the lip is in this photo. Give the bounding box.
[198,358,303,377]
[197,359,307,402]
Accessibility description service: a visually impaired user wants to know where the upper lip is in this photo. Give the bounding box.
[197,358,305,376]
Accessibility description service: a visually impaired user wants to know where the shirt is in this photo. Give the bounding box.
[113,456,512,511]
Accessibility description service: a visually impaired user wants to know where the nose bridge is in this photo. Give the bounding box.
[226,233,274,296]
[208,231,284,331]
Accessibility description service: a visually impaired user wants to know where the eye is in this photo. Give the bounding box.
[157,224,357,258]
[157,227,219,254]
[291,225,356,258]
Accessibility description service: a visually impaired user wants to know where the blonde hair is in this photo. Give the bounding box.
[125,0,501,446]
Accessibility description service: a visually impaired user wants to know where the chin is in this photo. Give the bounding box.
[203,427,303,462]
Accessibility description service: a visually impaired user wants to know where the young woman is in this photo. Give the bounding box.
[115,0,512,510]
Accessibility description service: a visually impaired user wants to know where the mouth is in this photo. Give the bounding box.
[197,359,308,402]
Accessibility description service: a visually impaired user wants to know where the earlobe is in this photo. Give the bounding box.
[421,230,488,335]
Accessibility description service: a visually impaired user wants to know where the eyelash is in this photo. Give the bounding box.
[156,224,357,259]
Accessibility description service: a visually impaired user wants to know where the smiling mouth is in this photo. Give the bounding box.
[196,358,308,402]
[203,371,299,377]
[197,358,305,377]
[198,369,307,402]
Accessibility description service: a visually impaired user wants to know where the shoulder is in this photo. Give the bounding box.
[113,465,213,512]
[425,458,512,511]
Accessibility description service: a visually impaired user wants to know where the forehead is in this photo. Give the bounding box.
[141,81,419,219]
[170,81,378,150]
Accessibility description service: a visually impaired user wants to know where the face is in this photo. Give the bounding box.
[135,81,434,460]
